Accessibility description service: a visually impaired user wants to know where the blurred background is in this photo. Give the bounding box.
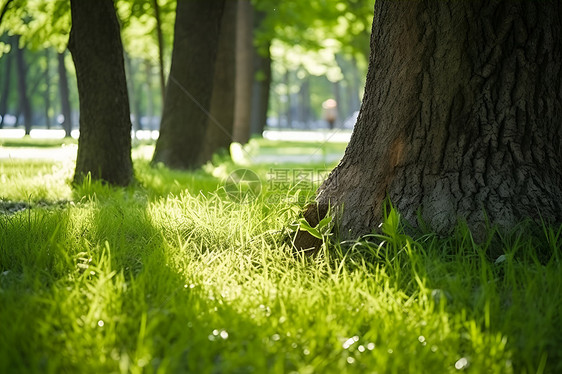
[0,0,373,141]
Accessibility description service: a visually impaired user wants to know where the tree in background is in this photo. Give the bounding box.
[297,0,562,250]
[0,35,13,129]
[57,51,73,137]
[254,0,373,128]
[14,35,31,134]
[68,0,133,185]
[117,0,176,125]
[249,9,271,136]
[198,0,237,166]
[232,0,254,144]
[0,0,76,135]
[152,1,225,169]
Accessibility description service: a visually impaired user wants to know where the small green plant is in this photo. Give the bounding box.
[296,206,333,240]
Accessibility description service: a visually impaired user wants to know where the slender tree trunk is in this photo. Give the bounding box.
[14,37,32,135]
[152,0,166,103]
[232,0,254,144]
[0,41,12,129]
[68,0,133,186]
[298,75,311,127]
[299,0,562,248]
[44,49,51,129]
[124,53,142,132]
[144,60,154,129]
[284,70,292,128]
[198,0,236,165]
[152,1,225,169]
[349,55,362,112]
[250,39,271,135]
[57,51,73,137]
[132,58,143,131]
[331,80,341,129]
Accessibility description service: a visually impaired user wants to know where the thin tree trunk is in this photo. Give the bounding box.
[152,0,166,103]
[124,53,142,132]
[349,55,362,112]
[152,1,225,169]
[132,58,143,131]
[0,40,12,129]
[144,60,154,129]
[44,48,51,129]
[284,69,292,128]
[232,0,254,144]
[14,37,32,135]
[68,0,133,186]
[57,51,73,137]
[250,39,271,135]
[298,75,311,127]
[198,0,236,165]
[300,0,562,248]
[332,80,341,128]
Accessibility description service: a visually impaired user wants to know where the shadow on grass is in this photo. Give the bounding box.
[328,214,562,374]
[0,179,296,373]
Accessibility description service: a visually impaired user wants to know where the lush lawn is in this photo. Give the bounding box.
[0,139,560,373]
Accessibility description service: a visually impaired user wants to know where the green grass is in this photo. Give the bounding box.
[0,136,78,148]
[0,141,560,373]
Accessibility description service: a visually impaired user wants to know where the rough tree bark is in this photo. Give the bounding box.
[232,0,254,144]
[298,0,562,249]
[197,0,237,165]
[14,36,32,135]
[152,1,225,169]
[68,0,133,186]
[57,51,73,137]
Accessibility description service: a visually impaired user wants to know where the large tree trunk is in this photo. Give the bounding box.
[68,0,133,186]
[301,1,562,247]
[57,51,73,137]
[14,37,32,135]
[232,0,254,144]
[152,1,225,169]
[198,0,236,165]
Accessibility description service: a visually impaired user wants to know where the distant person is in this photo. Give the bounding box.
[322,99,337,129]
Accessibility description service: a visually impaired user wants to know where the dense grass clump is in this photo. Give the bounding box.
[0,140,560,373]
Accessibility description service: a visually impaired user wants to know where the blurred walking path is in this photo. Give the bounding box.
[0,129,351,164]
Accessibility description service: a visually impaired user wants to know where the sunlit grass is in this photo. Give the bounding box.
[0,142,560,373]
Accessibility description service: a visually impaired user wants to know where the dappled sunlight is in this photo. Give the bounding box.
[0,159,73,201]
[0,141,560,373]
